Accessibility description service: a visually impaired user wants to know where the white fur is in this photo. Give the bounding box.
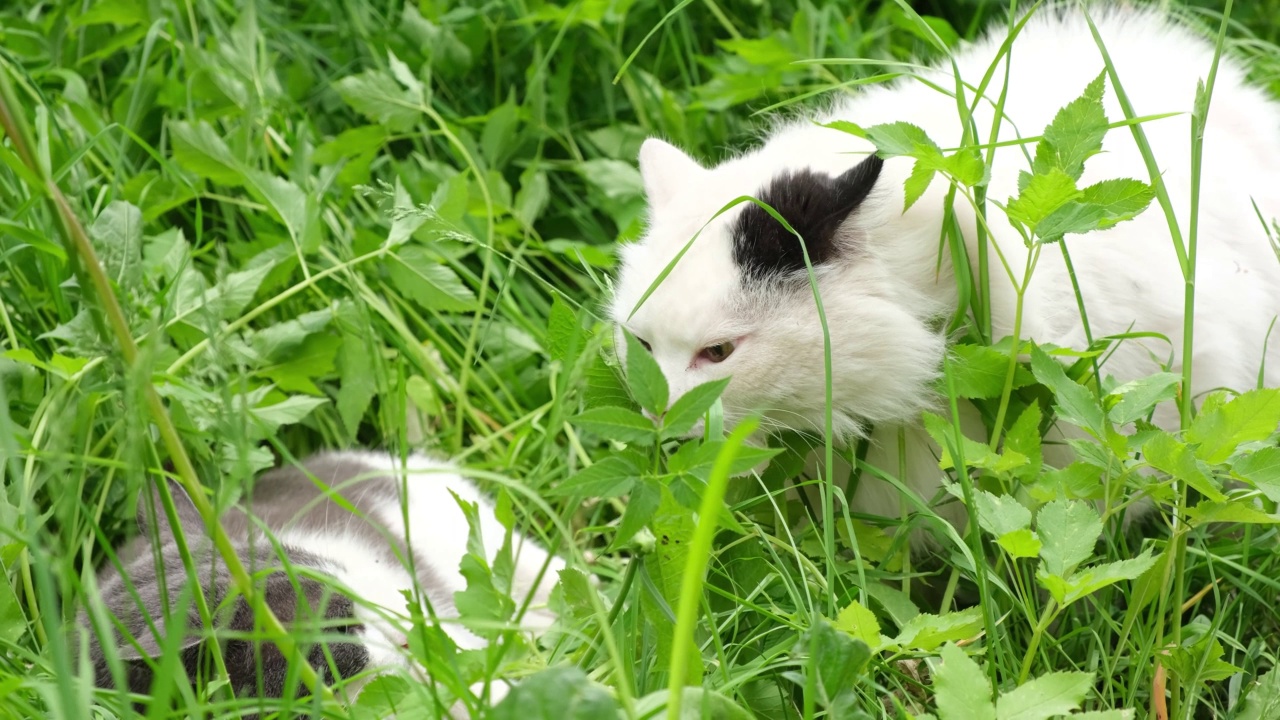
[611,8,1280,528]
[277,451,564,700]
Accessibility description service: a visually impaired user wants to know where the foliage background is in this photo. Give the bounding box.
[3,0,1280,718]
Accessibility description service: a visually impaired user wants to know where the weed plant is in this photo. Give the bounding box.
[2,1,1280,719]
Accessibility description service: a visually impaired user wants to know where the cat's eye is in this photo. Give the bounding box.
[700,341,735,363]
[636,336,653,352]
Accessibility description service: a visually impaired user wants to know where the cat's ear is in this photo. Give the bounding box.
[136,479,206,541]
[639,138,706,210]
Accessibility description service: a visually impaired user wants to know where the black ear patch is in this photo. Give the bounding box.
[731,154,883,283]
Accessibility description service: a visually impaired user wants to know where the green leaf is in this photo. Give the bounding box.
[170,120,245,186]
[549,456,641,498]
[1232,446,1280,502]
[803,619,871,708]
[336,315,376,434]
[1108,372,1181,425]
[1185,500,1280,526]
[1080,178,1155,230]
[944,344,1009,399]
[1039,551,1158,606]
[245,170,320,254]
[1036,500,1100,577]
[1188,389,1280,464]
[973,490,1032,537]
[643,486,703,682]
[903,162,936,212]
[387,246,477,312]
[515,168,550,226]
[573,406,655,446]
[546,294,579,364]
[1143,431,1226,502]
[891,608,983,652]
[1237,667,1280,720]
[249,395,327,431]
[1032,71,1107,181]
[935,643,994,720]
[861,121,942,160]
[834,600,882,652]
[334,69,422,132]
[994,670,1092,720]
[1007,168,1081,233]
[997,529,1042,559]
[942,148,987,188]
[489,666,620,720]
[257,333,341,395]
[89,201,143,290]
[633,687,754,720]
[624,330,668,416]
[1029,345,1106,437]
[663,378,730,438]
[613,479,660,550]
[668,440,778,480]
[1005,403,1043,481]
[74,0,147,26]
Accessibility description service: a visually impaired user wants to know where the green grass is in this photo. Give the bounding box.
[4,0,1280,718]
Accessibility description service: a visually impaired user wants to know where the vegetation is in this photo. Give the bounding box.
[2,0,1280,718]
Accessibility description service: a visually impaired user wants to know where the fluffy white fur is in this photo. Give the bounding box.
[610,8,1280,527]
[279,451,564,699]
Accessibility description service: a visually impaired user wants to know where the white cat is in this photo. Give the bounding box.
[610,7,1280,530]
[84,451,564,712]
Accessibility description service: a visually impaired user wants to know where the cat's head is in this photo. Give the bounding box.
[82,480,376,701]
[610,132,947,439]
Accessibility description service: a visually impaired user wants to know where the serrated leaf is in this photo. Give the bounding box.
[170,120,245,186]
[663,378,730,438]
[546,294,579,364]
[1236,667,1280,720]
[1232,446,1280,502]
[202,260,275,321]
[942,148,987,187]
[1108,372,1181,425]
[1080,178,1155,229]
[944,344,1031,399]
[549,456,641,498]
[1185,500,1280,526]
[1036,500,1101,577]
[515,169,550,226]
[974,490,1032,537]
[613,479,660,549]
[1029,345,1105,437]
[89,201,143,290]
[573,406,656,445]
[669,440,777,479]
[1188,389,1280,464]
[1143,431,1226,503]
[861,121,942,160]
[804,619,871,708]
[903,162,936,212]
[1039,551,1158,606]
[334,69,422,132]
[997,529,1042,558]
[994,670,1091,720]
[249,395,327,431]
[1007,168,1081,232]
[336,321,376,434]
[624,331,668,416]
[257,333,340,395]
[387,246,477,312]
[245,170,320,254]
[490,666,620,720]
[1005,403,1043,481]
[1032,71,1107,180]
[643,486,703,682]
[834,600,882,652]
[891,608,983,652]
[935,643,994,720]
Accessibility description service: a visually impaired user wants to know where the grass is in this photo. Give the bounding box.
[3,0,1280,718]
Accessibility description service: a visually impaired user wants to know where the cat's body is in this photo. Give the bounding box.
[83,451,563,707]
[611,7,1280,529]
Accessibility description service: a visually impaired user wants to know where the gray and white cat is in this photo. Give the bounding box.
[82,450,564,707]
[610,7,1280,530]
